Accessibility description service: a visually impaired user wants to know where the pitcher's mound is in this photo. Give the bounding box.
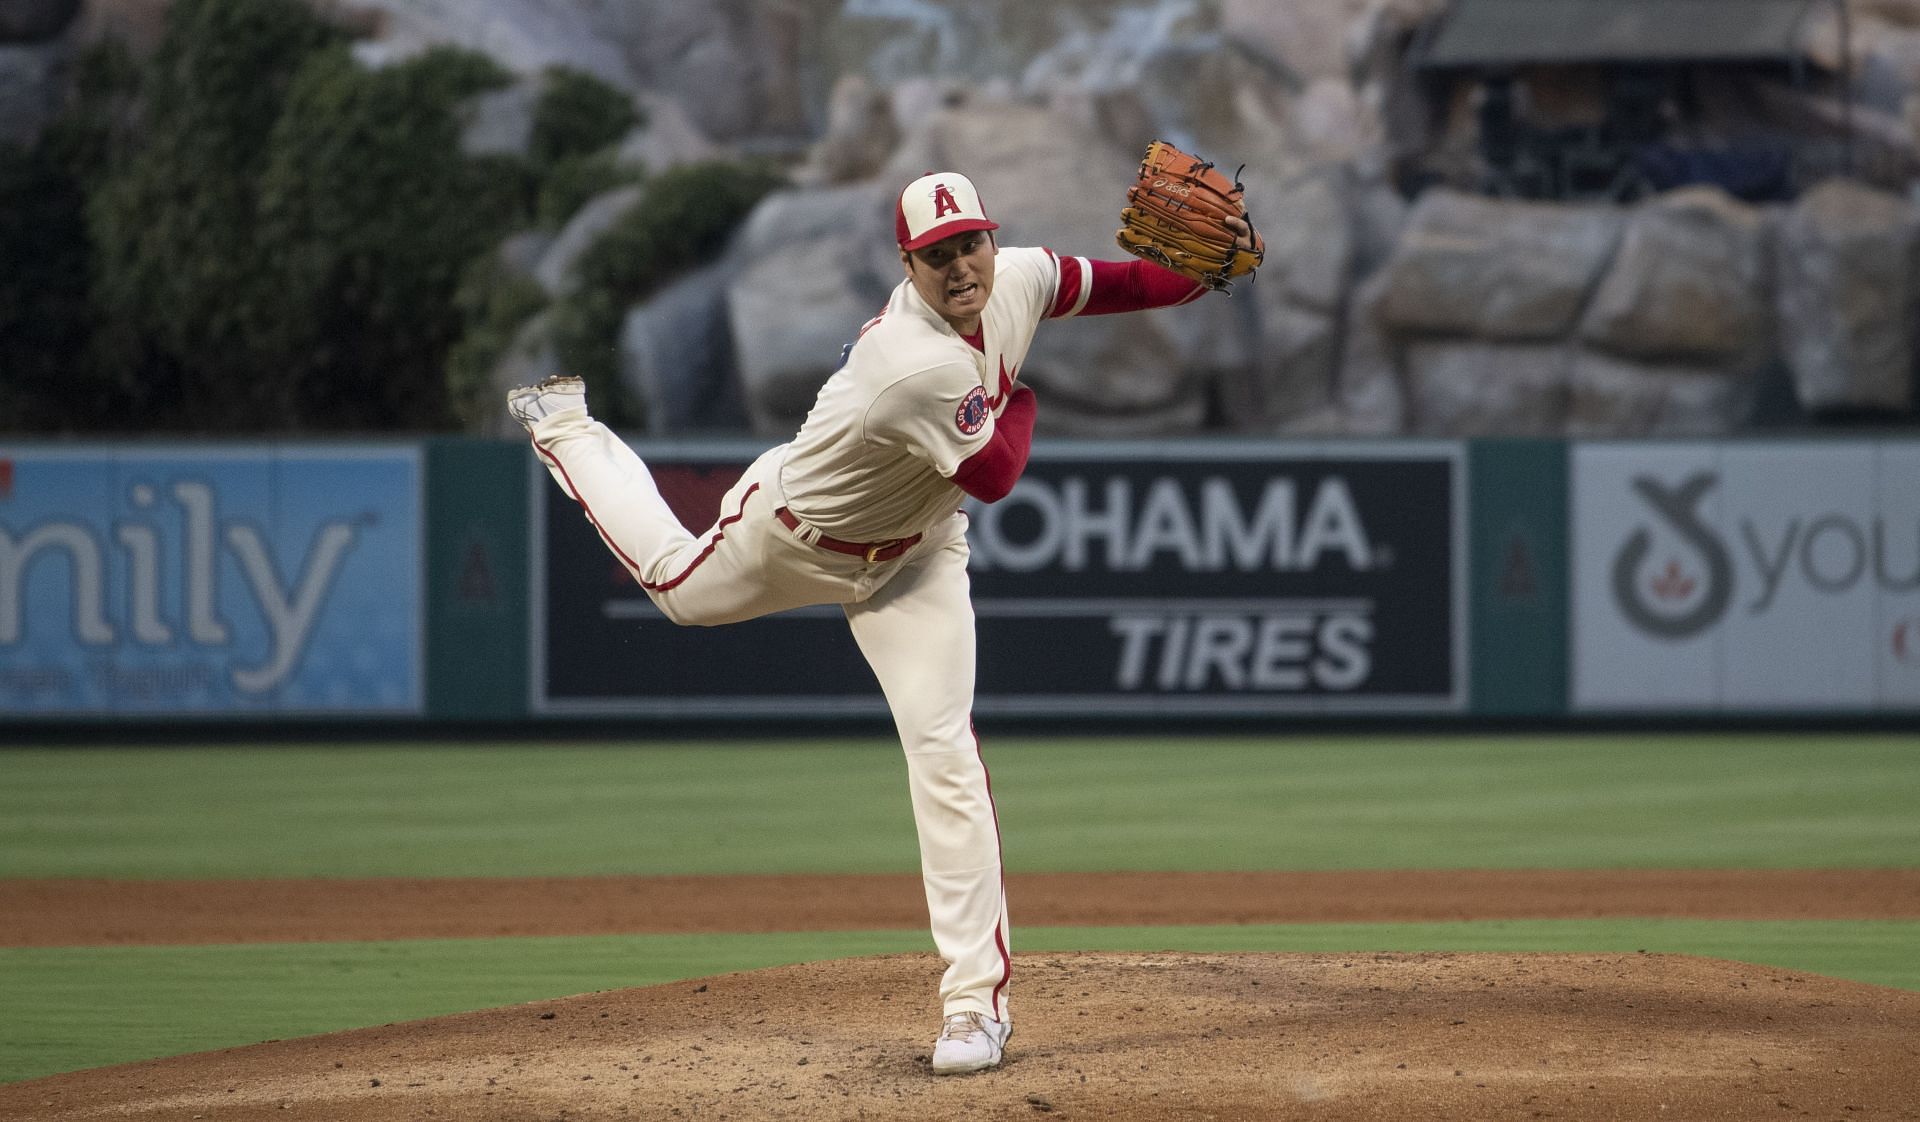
[9,952,1919,1121]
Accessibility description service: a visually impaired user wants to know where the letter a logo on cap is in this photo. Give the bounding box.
[931,183,961,218]
[896,171,1000,250]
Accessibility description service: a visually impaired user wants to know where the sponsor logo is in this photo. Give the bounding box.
[1609,470,1920,640]
[965,464,1451,699]
[1611,474,1733,638]
[543,453,1455,714]
[1111,609,1372,692]
[1,477,364,695]
[955,386,989,435]
[1151,177,1194,197]
[970,474,1384,573]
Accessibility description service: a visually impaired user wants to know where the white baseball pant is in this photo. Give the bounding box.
[529,407,1013,1023]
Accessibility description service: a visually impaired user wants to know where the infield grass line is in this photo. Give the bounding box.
[2,919,1916,1085]
[2,735,1916,877]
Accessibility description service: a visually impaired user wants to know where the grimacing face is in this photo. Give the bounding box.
[903,230,996,333]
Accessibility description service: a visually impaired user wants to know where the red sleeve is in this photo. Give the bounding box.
[951,386,1036,503]
[1045,254,1205,318]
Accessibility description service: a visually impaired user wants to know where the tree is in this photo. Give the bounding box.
[86,0,344,430]
[254,45,521,430]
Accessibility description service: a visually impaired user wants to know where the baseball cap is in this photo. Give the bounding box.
[895,172,999,251]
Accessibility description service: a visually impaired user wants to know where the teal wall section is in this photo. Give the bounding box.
[1468,440,1569,716]
[424,439,529,720]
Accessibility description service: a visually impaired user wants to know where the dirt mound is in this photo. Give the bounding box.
[6,951,1918,1121]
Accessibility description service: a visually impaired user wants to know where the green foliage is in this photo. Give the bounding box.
[37,38,142,188]
[252,44,522,430]
[439,70,645,428]
[0,142,95,430]
[549,160,784,427]
[536,149,644,229]
[0,39,152,432]
[445,251,552,429]
[0,0,773,435]
[52,0,531,433]
[81,0,346,429]
[0,42,154,434]
[529,66,640,168]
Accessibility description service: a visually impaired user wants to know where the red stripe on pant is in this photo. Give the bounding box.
[973,720,1012,1021]
[534,440,645,577]
[532,436,757,593]
[641,483,759,592]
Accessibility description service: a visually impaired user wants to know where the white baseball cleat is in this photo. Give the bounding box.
[506,375,587,431]
[930,1011,1010,1075]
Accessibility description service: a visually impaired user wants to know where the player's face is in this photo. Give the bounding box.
[903,230,996,332]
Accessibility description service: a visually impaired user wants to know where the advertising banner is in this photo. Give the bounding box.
[0,447,422,716]
[1572,441,1920,712]
[534,447,879,717]
[535,442,1464,718]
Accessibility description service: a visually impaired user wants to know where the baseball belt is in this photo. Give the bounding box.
[775,507,922,564]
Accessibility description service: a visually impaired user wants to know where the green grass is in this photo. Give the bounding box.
[3,735,1913,1086]
[2,735,1916,877]
[3,919,1916,1085]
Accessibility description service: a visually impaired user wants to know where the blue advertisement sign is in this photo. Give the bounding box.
[0,447,422,716]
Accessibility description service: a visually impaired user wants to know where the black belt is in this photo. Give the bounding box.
[775,507,921,563]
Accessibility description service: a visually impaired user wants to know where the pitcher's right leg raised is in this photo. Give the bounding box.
[512,377,695,583]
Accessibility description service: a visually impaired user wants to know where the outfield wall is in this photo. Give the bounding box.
[2,437,1914,725]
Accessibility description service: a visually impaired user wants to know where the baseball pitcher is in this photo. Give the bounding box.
[510,149,1259,1074]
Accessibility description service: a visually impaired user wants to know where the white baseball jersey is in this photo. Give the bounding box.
[523,243,1117,1035]
[780,246,1090,542]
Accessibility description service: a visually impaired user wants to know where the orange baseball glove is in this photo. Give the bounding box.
[1116,139,1264,293]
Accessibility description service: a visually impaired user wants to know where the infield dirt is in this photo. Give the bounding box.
[6,868,1919,945]
[2,871,1918,1120]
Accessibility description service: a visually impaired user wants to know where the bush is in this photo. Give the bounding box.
[0,41,136,433]
[73,0,529,432]
[253,43,521,430]
[0,141,95,431]
[537,149,645,229]
[1,0,779,436]
[85,0,347,430]
[530,66,639,168]
[549,160,783,428]
[445,253,551,430]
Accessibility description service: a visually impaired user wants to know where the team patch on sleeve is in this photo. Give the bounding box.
[955,385,990,435]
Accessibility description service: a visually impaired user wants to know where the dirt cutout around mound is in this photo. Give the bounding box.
[5,951,1918,1122]
[6,868,1919,945]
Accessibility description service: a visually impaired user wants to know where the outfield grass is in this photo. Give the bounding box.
[3,919,1916,1084]
[2,735,1916,877]
[3,734,1914,1086]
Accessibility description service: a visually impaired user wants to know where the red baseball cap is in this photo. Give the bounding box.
[895,172,999,251]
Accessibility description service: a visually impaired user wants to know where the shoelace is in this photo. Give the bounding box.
[938,1012,985,1041]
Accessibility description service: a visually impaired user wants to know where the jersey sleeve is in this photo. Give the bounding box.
[863,361,998,478]
[1049,255,1203,317]
[1043,248,1095,318]
[981,246,1062,329]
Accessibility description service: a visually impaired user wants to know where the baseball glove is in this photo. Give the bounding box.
[1116,140,1264,292]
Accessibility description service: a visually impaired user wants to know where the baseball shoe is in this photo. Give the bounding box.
[506,375,587,431]
[930,1011,1010,1075]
